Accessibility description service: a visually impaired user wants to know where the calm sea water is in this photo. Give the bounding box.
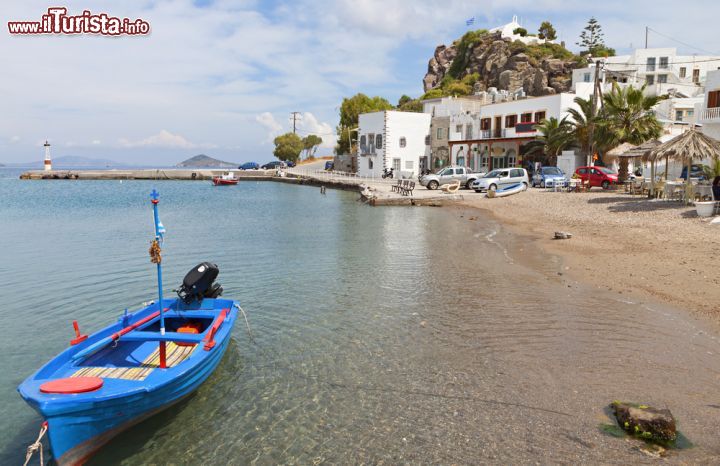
[2,167,720,464]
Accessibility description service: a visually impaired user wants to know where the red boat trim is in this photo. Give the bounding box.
[203,308,229,350]
[111,309,165,341]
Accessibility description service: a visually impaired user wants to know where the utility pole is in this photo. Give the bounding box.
[587,59,603,166]
[290,112,301,134]
[645,26,648,48]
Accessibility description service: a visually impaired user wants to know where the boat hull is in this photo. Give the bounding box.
[489,182,525,198]
[49,331,231,465]
[18,298,238,465]
[212,178,238,186]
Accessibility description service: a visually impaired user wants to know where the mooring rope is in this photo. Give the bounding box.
[234,303,255,344]
[23,421,48,466]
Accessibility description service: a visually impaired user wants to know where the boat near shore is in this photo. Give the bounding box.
[212,171,239,185]
[17,191,241,465]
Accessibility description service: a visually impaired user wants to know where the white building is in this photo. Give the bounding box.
[489,15,555,46]
[449,93,585,171]
[573,48,720,97]
[699,69,720,140]
[357,111,431,178]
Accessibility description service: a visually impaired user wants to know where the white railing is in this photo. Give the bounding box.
[701,107,720,121]
[286,167,405,185]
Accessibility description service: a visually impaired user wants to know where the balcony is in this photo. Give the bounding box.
[701,107,720,123]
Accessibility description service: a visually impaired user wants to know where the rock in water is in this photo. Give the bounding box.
[611,402,677,444]
[554,231,572,239]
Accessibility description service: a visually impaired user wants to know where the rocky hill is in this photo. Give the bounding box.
[423,30,586,97]
[176,154,236,168]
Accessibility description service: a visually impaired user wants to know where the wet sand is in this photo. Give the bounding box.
[459,189,720,322]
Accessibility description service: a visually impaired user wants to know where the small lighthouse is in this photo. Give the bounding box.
[43,140,52,171]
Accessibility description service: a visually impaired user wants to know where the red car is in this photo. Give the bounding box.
[574,166,618,189]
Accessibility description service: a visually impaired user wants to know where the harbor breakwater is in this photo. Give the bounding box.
[19,168,465,206]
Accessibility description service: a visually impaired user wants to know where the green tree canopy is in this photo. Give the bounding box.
[513,27,528,37]
[525,117,574,163]
[538,21,557,41]
[302,134,323,159]
[577,17,607,55]
[273,132,304,163]
[335,93,393,154]
[600,83,663,146]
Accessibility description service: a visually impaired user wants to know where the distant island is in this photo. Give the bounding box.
[176,154,237,168]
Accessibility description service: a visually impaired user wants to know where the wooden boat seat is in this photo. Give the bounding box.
[72,342,194,381]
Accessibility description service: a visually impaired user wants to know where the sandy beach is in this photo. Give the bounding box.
[459,188,720,321]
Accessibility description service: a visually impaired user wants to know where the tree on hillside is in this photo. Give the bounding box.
[302,134,323,159]
[525,117,574,165]
[273,132,304,163]
[538,21,557,41]
[398,95,413,107]
[335,93,393,154]
[577,17,609,56]
[513,27,528,37]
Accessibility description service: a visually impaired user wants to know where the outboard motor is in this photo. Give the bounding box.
[177,262,223,304]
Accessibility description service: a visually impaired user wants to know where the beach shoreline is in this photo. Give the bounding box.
[455,189,720,326]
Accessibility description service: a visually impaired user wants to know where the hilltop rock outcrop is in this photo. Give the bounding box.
[423,31,583,96]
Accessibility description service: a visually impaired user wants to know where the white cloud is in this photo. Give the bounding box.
[255,112,284,144]
[298,112,335,148]
[9,136,20,144]
[118,130,214,149]
[2,0,720,164]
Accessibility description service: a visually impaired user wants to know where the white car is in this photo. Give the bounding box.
[472,168,530,193]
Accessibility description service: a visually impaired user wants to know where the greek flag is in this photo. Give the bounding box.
[157,220,166,242]
[466,17,475,26]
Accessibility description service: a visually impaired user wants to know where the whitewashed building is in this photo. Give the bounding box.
[699,69,720,141]
[433,90,593,172]
[357,111,431,178]
[573,48,720,97]
[489,15,556,46]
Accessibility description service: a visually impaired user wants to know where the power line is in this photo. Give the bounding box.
[646,27,718,57]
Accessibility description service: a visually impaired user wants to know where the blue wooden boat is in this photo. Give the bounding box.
[17,191,240,465]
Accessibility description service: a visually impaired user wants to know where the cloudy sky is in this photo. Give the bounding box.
[1,0,719,165]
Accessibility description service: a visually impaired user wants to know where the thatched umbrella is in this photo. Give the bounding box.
[606,143,637,183]
[646,129,720,203]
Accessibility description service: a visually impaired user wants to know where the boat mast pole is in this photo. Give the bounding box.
[150,189,167,369]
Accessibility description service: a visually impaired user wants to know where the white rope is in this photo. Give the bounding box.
[234,304,255,343]
[23,422,47,466]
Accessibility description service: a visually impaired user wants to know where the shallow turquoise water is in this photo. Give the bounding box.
[2,169,720,464]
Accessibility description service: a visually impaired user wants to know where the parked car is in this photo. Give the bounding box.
[284,161,296,168]
[419,166,485,190]
[238,162,259,170]
[680,164,707,180]
[472,168,529,193]
[261,161,284,170]
[324,161,334,171]
[574,166,618,189]
[532,166,567,188]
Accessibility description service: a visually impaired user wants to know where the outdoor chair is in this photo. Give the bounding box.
[653,181,665,199]
[391,179,402,193]
[400,181,415,197]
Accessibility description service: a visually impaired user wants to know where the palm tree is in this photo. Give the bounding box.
[526,117,574,165]
[567,96,614,160]
[601,83,663,146]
